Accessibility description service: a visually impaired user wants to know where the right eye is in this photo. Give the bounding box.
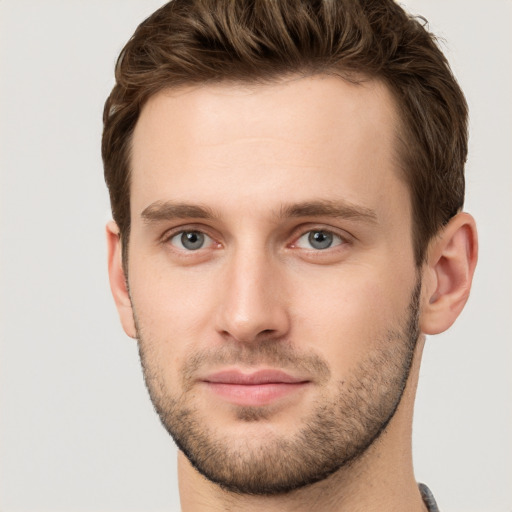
[168,230,214,251]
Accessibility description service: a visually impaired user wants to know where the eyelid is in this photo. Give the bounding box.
[160,224,221,249]
[288,224,353,248]
[170,231,214,250]
[294,231,344,250]
[158,222,352,253]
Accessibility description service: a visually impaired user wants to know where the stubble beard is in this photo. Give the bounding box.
[135,278,421,496]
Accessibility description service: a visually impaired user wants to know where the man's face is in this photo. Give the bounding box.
[125,76,421,494]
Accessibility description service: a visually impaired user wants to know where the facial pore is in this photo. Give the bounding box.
[135,277,421,495]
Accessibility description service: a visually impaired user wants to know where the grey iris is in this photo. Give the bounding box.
[181,231,204,250]
[309,231,333,250]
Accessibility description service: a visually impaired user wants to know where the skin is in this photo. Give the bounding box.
[107,75,478,511]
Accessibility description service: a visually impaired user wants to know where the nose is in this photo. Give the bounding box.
[215,248,290,344]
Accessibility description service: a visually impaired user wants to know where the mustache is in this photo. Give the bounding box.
[179,341,331,388]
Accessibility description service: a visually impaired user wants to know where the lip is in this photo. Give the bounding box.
[201,369,310,406]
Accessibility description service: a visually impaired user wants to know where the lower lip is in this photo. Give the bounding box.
[204,382,308,406]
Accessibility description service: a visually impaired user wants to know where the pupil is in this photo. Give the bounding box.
[309,231,332,250]
[182,231,204,250]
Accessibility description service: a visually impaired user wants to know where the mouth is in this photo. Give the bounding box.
[201,369,310,407]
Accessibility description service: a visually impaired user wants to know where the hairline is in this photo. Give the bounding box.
[120,72,423,273]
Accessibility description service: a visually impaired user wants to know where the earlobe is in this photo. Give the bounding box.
[106,221,137,338]
[420,213,478,335]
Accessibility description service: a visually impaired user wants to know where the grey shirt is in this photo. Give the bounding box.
[419,483,440,512]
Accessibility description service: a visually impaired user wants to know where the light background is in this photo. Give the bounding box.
[0,1,510,511]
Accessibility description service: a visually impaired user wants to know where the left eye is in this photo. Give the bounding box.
[169,231,213,251]
[295,230,344,250]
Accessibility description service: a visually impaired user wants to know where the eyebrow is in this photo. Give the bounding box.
[278,200,378,223]
[140,199,378,224]
[141,201,217,223]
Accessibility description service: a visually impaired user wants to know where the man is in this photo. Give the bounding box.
[102,1,477,510]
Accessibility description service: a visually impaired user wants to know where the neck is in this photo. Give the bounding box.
[178,340,428,512]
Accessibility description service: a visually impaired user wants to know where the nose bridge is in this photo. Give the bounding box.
[216,239,289,343]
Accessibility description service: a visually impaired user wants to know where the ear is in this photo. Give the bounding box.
[106,221,137,338]
[420,213,478,335]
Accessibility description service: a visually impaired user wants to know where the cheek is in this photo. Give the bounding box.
[289,265,414,372]
[129,265,217,382]
[130,246,215,323]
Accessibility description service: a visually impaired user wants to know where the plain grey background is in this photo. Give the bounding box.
[0,1,511,511]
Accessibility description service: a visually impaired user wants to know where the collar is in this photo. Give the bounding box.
[419,483,440,512]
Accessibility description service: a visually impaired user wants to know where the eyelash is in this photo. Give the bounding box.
[161,225,219,251]
[291,229,348,251]
[162,225,351,254]
[168,230,216,251]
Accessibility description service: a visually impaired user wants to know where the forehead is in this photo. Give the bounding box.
[130,75,406,219]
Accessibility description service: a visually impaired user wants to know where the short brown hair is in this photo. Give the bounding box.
[102,0,468,266]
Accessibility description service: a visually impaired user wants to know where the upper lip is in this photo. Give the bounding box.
[202,369,309,385]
